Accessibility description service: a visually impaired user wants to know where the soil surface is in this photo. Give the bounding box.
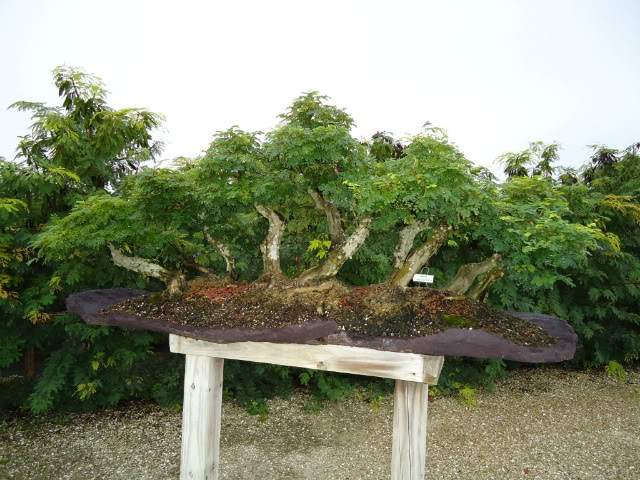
[2,365,638,480]
[104,279,556,348]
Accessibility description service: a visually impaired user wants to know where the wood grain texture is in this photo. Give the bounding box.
[391,380,429,479]
[180,355,224,480]
[170,335,443,384]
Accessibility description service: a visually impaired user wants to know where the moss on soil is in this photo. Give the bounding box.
[103,278,556,348]
[441,314,479,329]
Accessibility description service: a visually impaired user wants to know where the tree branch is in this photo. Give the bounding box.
[255,204,287,284]
[389,220,431,280]
[389,219,451,288]
[297,217,372,285]
[108,244,185,295]
[204,230,235,277]
[308,187,345,245]
[443,254,503,296]
[180,256,216,276]
[467,267,505,302]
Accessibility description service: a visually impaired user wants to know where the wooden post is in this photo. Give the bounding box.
[170,336,443,479]
[391,380,429,480]
[180,354,224,480]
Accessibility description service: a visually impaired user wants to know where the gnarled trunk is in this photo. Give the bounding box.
[389,219,451,288]
[255,205,288,285]
[467,267,505,302]
[444,254,503,296]
[297,217,372,285]
[108,244,186,295]
[389,220,431,280]
[308,187,345,245]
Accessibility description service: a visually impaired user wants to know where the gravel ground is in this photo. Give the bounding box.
[1,365,639,480]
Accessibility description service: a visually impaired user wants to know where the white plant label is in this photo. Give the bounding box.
[412,274,434,284]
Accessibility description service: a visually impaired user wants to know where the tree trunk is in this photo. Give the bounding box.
[255,205,288,285]
[389,220,431,280]
[296,255,302,277]
[308,187,345,245]
[108,244,186,295]
[180,257,216,276]
[204,231,235,277]
[443,254,503,296]
[467,267,505,302]
[297,217,372,285]
[24,346,36,381]
[389,220,451,288]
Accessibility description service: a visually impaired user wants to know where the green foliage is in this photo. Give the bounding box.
[0,66,167,414]
[605,360,628,383]
[222,361,293,416]
[25,314,157,413]
[299,369,355,402]
[456,384,478,406]
[0,197,28,214]
[218,362,396,416]
[497,150,532,178]
[497,142,560,179]
[437,357,508,398]
[488,142,640,365]
[11,66,163,191]
[350,130,480,227]
[489,176,601,299]
[0,334,25,368]
[307,235,332,260]
[363,378,395,408]
[267,92,358,187]
[0,377,35,410]
[146,354,185,409]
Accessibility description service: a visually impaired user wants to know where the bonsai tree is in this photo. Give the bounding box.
[37,93,605,307]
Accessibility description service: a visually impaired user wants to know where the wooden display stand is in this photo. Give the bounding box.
[170,335,444,480]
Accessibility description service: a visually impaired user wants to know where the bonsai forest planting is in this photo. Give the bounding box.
[3,67,639,413]
[36,79,602,352]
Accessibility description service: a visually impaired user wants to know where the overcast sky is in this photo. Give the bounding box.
[1,0,638,176]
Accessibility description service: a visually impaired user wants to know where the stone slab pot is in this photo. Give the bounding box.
[66,288,577,363]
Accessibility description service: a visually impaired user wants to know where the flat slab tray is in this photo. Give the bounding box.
[66,288,338,344]
[66,288,577,363]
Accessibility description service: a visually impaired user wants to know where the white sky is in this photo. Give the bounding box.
[1,0,638,176]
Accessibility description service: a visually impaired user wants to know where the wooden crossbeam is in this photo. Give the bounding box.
[169,334,444,384]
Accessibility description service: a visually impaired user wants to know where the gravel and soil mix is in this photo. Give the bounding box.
[1,365,638,479]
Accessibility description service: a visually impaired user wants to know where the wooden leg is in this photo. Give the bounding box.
[391,380,428,480]
[180,355,224,480]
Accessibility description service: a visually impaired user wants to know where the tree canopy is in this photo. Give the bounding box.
[0,67,166,411]
[36,91,604,307]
